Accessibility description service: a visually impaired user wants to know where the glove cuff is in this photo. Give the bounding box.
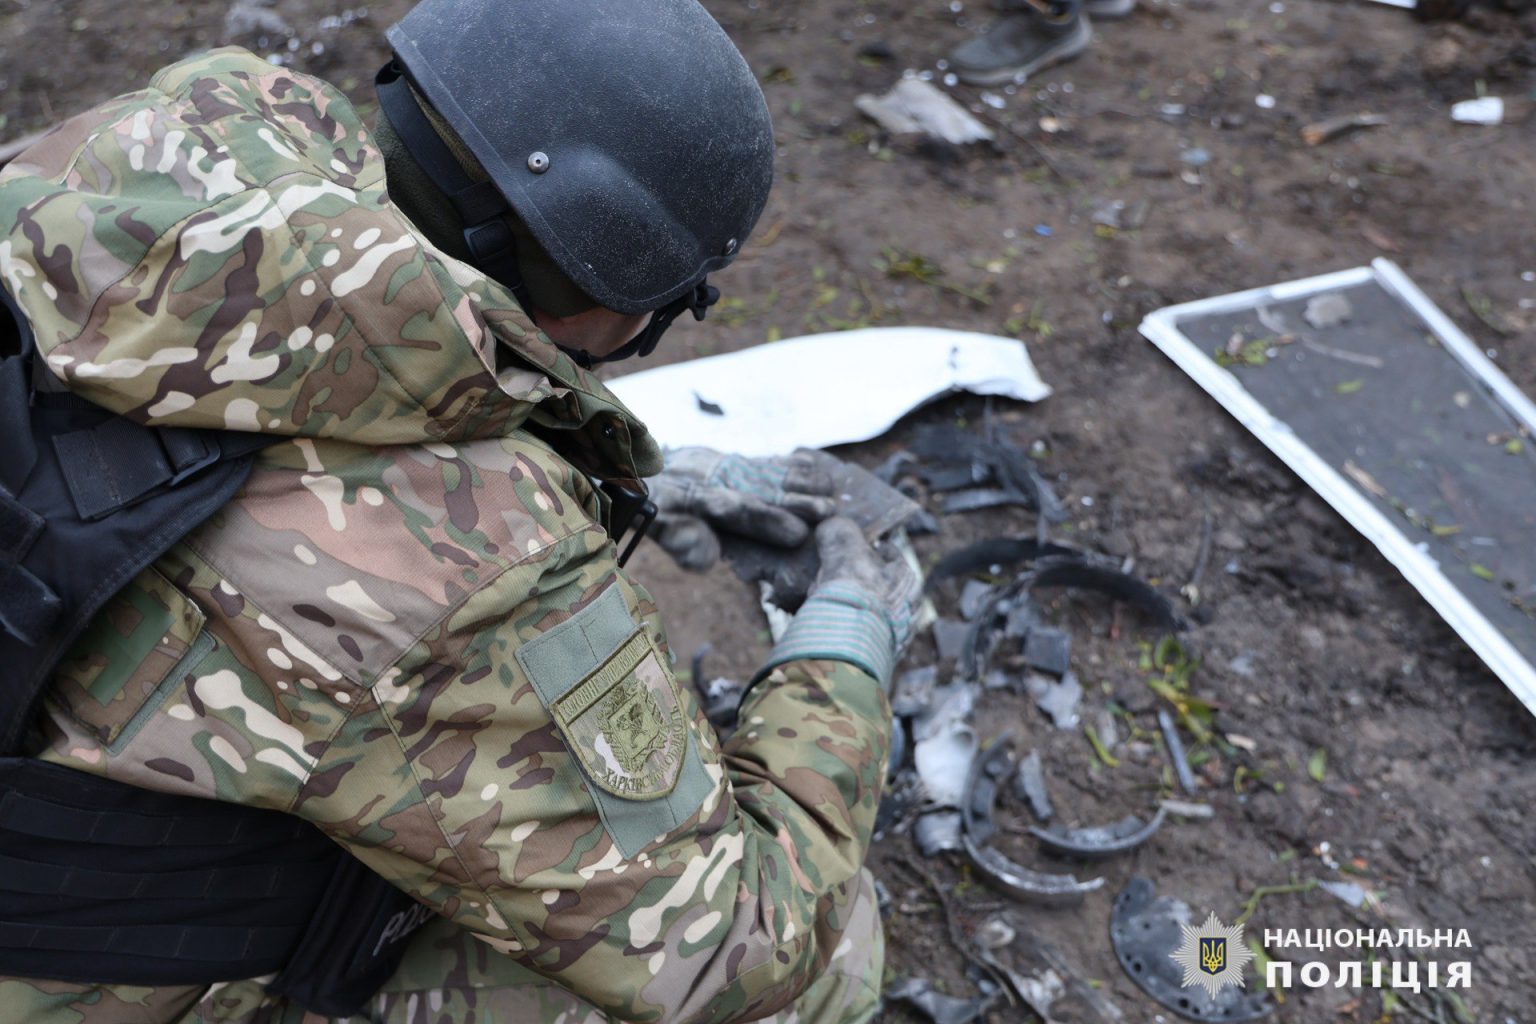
[755,581,898,690]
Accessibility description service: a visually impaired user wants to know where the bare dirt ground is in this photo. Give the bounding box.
[4,0,1535,1019]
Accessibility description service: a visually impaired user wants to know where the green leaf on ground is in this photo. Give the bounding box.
[1085,725,1121,768]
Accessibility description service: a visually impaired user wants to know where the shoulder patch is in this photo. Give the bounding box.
[516,584,716,857]
[551,629,685,801]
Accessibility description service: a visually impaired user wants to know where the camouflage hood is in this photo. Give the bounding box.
[0,48,660,482]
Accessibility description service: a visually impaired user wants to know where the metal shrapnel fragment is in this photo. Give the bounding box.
[1111,878,1274,1021]
[1158,710,1198,795]
[963,835,1104,906]
[1014,750,1054,822]
[884,976,996,1024]
[1022,625,1072,677]
[913,809,965,857]
[961,734,1015,844]
[1028,807,1166,860]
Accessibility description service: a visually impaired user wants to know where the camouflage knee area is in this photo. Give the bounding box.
[368,982,609,1024]
[365,918,610,1024]
[770,867,885,1024]
[363,870,884,1024]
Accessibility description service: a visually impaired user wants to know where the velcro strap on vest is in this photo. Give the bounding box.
[0,493,60,645]
[53,418,219,522]
[0,347,38,488]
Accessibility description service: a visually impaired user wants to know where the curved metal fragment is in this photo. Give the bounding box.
[908,425,1065,523]
[961,733,1015,844]
[925,537,1087,592]
[1029,806,1168,860]
[963,835,1104,906]
[1030,558,1185,632]
[948,549,1184,684]
[1110,877,1274,1022]
[941,488,1034,515]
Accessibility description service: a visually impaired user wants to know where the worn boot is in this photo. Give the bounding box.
[949,1,1093,87]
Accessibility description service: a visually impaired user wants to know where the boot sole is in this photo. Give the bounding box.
[953,17,1094,87]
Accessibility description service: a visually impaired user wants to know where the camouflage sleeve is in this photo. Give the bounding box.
[299,524,889,1024]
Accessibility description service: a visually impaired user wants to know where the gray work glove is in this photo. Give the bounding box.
[647,447,842,571]
[758,517,924,691]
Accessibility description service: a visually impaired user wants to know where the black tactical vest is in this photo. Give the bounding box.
[0,285,425,1015]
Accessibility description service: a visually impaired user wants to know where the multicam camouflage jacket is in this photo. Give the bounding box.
[0,49,889,1023]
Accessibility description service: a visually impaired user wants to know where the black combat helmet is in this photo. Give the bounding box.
[379,0,775,361]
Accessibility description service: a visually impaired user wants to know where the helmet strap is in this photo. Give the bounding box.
[562,280,721,369]
[375,62,536,313]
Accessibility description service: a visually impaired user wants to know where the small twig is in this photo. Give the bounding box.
[985,115,1069,181]
[894,859,1015,1003]
[1258,300,1386,369]
[1183,512,1215,598]
[1396,996,1447,1024]
[1255,304,1291,337]
[1234,879,1318,926]
[1082,103,1152,119]
[1018,135,1069,182]
[854,275,887,322]
[1300,112,1388,147]
[1298,336,1385,369]
[0,129,49,169]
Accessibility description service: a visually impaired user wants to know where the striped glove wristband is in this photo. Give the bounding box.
[756,581,902,690]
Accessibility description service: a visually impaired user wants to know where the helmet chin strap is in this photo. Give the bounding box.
[563,280,721,369]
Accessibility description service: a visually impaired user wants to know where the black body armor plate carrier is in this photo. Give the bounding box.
[0,284,425,1015]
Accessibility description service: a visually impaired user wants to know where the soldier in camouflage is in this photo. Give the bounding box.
[0,1,923,1022]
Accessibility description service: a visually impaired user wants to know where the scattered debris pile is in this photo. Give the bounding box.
[880,424,1064,524]
[681,420,1273,1021]
[689,419,1267,1020]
